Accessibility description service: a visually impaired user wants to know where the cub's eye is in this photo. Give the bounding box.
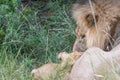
[86,14,98,27]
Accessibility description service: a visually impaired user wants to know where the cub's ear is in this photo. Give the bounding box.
[86,14,98,27]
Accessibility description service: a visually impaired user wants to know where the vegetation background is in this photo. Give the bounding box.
[0,0,77,80]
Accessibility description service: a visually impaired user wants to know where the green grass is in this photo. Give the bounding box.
[0,0,76,80]
[0,0,120,80]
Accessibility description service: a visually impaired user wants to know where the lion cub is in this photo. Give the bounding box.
[31,52,82,80]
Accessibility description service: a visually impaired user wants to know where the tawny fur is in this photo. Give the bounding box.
[31,63,57,80]
[31,52,82,80]
[72,0,120,52]
[69,44,120,80]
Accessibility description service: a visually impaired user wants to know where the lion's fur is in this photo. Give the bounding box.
[70,0,120,80]
[31,63,57,80]
[31,52,82,80]
[69,44,120,80]
[72,0,120,51]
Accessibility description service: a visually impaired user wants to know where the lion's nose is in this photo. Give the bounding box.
[73,38,87,52]
[73,40,80,52]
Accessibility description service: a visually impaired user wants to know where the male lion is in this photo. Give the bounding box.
[72,0,120,52]
[69,0,120,80]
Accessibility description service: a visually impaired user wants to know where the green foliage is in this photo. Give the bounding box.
[0,0,119,80]
[0,0,76,80]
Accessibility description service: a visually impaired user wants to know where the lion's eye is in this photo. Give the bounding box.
[81,34,85,39]
[77,34,85,41]
[86,14,98,27]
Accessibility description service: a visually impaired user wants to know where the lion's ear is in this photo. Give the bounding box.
[86,14,98,27]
